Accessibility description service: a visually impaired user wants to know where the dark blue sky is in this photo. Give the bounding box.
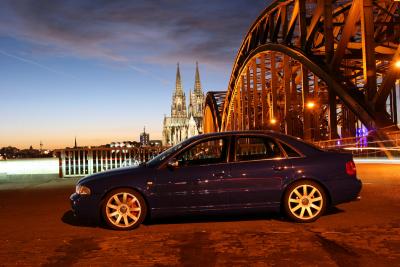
[0,0,270,148]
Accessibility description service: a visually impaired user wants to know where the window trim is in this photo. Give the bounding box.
[232,135,285,163]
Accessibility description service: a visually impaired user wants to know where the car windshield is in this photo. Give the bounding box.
[146,138,192,167]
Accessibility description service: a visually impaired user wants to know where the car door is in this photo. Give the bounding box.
[154,136,231,212]
[226,135,293,208]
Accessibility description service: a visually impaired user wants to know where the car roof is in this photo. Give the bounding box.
[193,130,287,139]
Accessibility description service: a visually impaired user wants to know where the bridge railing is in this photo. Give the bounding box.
[314,131,400,159]
[57,147,167,178]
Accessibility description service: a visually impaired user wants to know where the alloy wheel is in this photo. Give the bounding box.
[285,182,326,222]
[104,190,144,229]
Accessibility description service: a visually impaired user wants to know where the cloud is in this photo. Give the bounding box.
[0,49,79,79]
[128,65,171,85]
[0,0,270,67]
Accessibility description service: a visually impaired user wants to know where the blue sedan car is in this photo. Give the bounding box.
[71,131,362,230]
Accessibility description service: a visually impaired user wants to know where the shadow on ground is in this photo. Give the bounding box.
[149,207,345,225]
[61,210,98,228]
[62,206,345,229]
[146,211,284,226]
[61,209,284,229]
[325,206,344,216]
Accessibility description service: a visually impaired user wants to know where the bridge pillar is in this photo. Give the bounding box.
[240,77,245,130]
[283,55,292,135]
[246,68,251,130]
[361,0,377,102]
[270,52,279,131]
[260,54,268,129]
[252,60,259,129]
[328,91,339,139]
[302,65,312,141]
[313,74,321,140]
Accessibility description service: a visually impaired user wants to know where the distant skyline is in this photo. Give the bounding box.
[0,0,270,149]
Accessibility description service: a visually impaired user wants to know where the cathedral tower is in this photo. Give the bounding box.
[163,62,205,146]
[189,62,205,118]
[171,63,187,118]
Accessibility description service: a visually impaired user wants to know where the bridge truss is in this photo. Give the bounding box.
[204,0,400,143]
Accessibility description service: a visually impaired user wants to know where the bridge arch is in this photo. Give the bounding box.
[204,0,400,142]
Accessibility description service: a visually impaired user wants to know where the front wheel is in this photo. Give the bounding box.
[283,181,327,223]
[102,188,147,230]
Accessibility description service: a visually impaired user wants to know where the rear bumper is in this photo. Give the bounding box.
[70,193,100,223]
[326,177,362,205]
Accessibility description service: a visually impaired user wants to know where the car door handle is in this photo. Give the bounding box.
[273,165,284,171]
[213,172,226,178]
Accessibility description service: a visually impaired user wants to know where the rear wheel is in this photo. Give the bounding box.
[283,180,326,223]
[102,188,147,230]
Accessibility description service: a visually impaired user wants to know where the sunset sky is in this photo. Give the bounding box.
[0,0,269,149]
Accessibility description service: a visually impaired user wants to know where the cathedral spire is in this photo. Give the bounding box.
[194,61,202,94]
[175,63,183,94]
[171,62,187,118]
[163,62,205,146]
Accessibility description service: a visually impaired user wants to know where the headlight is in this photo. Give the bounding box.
[75,184,91,195]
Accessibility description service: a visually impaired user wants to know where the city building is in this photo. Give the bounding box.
[109,141,140,148]
[149,140,162,147]
[140,127,150,146]
[163,63,205,146]
[0,145,54,159]
[101,128,157,148]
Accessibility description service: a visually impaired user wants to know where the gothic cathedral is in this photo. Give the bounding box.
[162,63,205,146]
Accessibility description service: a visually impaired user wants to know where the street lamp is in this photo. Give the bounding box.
[394,60,400,69]
[270,118,277,125]
[305,101,316,110]
[304,100,317,141]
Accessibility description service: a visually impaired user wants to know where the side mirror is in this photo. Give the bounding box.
[167,158,179,169]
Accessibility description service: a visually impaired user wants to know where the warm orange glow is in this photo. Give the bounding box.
[270,118,277,124]
[394,60,400,69]
[306,101,316,109]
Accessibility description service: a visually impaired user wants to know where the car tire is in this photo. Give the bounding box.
[283,180,327,223]
[101,188,147,230]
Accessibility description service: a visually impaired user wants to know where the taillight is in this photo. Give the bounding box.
[346,160,356,176]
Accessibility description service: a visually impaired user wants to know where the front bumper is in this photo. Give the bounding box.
[70,193,100,223]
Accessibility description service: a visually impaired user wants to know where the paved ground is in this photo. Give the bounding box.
[0,163,400,266]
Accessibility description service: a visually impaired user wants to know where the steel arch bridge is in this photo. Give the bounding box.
[204,0,400,143]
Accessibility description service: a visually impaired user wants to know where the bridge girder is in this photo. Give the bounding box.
[204,0,400,142]
[204,91,226,133]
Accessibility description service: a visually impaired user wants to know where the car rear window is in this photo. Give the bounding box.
[278,135,324,155]
[279,142,302,158]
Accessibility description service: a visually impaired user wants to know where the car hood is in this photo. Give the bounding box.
[77,165,146,185]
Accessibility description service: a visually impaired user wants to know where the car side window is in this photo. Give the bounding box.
[235,136,282,162]
[279,142,302,158]
[176,138,226,166]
